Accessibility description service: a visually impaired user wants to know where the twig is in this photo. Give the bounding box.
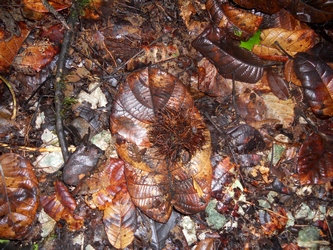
[0,142,76,152]
[41,0,70,30]
[54,2,81,162]
[0,76,17,120]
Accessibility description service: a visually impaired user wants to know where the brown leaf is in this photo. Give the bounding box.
[206,0,263,40]
[41,181,84,231]
[103,190,136,249]
[259,207,288,236]
[284,59,302,86]
[293,52,333,119]
[232,0,281,14]
[13,40,60,75]
[297,133,333,185]
[195,238,216,250]
[62,143,103,186]
[0,22,30,73]
[23,0,72,12]
[83,158,126,210]
[192,26,266,83]
[265,68,290,100]
[280,0,333,23]
[227,124,265,153]
[110,67,212,223]
[253,28,317,60]
[0,153,39,240]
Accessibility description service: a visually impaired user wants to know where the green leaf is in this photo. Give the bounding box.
[240,30,261,51]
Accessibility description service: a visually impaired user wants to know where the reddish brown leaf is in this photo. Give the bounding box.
[83,158,126,210]
[0,22,30,73]
[227,124,265,153]
[297,133,333,185]
[284,59,302,86]
[293,52,333,119]
[233,0,281,14]
[195,238,216,250]
[110,67,212,223]
[13,40,60,75]
[0,153,39,240]
[211,157,236,195]
[206,0,263,40]
[280,0,333,23]
[103,189,136,249]
[41,181,84,231]
[259,206,288,236]
[265,68,290,100]
[23,0,72,12]
[192,26,266,83]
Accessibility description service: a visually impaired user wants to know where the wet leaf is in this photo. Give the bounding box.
[195,238,215,250]
[280,0,333,23]
[206,0,263,40]
[259,207,287,236]
[0,22,30,73]
[13,39,60,75]
[265,68,290,100]
[192,26,266,83]
[0,154,39,240]
[233,0,281,14]
[23,0,72,13]
[83,158,126,210]
[62,143,103,186]
[41,181,84,231]
[103,189,136,249]
[110,67,212,223]
[297,133,333,185]
[293,52,333,119]
[227,124,265,153]
[284,59,302,86]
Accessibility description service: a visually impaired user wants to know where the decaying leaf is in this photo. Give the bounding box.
[23,0,72,13]
[0,22,30,73]
[62,143,103,186]
[297,133,333,185]
[41,181,84,231]
[103,189,137,249]
[280,0,333,23]
[265,68,290,100]
[293,52,333,119]
[233,0,281,14]
[13,39,60,75]
[259,206,288,236]
[192,26,266,83]
[83,158,126,210]
[206,0,263,40]
[0,153,39,240]
[227,124,265,153]
[110,67,212,223]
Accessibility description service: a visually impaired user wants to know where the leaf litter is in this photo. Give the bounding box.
[0,0,333,249]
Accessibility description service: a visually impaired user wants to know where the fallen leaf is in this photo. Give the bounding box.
[41,181,84,231]
[110,67,212,223]
[297,133,333,185]
[0,22,30,73]
[206,0,263,40]
[23,0,72,13]
[232,0,281,14]
[293,52,333,119]
[103,189,136,249]
[192,26,266,83]
[0,153,39,240]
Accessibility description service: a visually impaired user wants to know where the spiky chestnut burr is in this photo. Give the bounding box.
[148,107,206,164]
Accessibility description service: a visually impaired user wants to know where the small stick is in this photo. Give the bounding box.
[41,0,70,30]
[0,76,17,120]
